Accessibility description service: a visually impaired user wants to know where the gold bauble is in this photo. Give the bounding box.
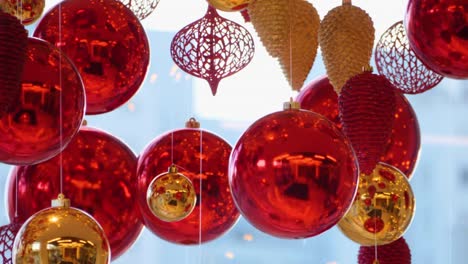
[318,2,374,93]
[338,162,415,246]
[13,194,110,264]
[207,0,250,12]
[147,165,197,222]
[0,0,45,25]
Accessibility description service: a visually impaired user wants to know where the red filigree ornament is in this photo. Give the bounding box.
[297,75,420,178]
[338,70,397,174]
[375,21,443,94]
[358,237,412,264]
[170,6,254,95]
[0,11,28,118]
[229,102,359,238]
[34,0,150,114]
[0,38,85,165]
[137,118,239,244]
[7,126,143,260]
[405,0,468,79]
[0,220,22,264]
[119,0,159,20]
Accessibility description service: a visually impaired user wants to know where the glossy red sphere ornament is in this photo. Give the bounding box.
[0,220,22,264]
[171,6,254,95]
[297,75,420,178]
[229,101,359,238]
[137,118,239,244]
[6,126,143,260]
[119,0,159,20]
[0,38,85,165]
[375,21,444,94]
[358,237,411,264]
[405,0,468,79]
[34,0,150,114]
[0,11,28,118]
[339,70,397,175]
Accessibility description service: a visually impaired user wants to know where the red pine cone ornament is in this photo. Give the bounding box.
[375,21,443,94]
[0,220,22,264]
[171,6,254,95]
[358,237,411,264]
[338,70,396,174]
[0,11,28,118]
[119,0,159,20]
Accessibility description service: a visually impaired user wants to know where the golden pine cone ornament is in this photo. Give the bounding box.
[278,0,320,91]
[319,2,375,93]
[248,0,290,58]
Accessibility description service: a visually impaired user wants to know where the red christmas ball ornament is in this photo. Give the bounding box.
[297,75,420,178]
[229,102,359,238]
[0,220,22,264]
[0,37,85,165]
[7,126,143,260]
[118,0,159,20]
[0,11,28,118]
[137,118,239,244]
[358,237,412,264]
[375,21,443,94]
[405,0,468,79]
[171,6,254,95]
[34,0,150,114]
[339,70,397,175]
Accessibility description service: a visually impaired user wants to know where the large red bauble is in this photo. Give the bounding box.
[229,107,359,238]
[34,0,150,114]
[297,76,420,178]
[405,0,468,79]
[358,237,411,264]
[6,126,143,260]
[0,38,84,165]
[137,127,239,244]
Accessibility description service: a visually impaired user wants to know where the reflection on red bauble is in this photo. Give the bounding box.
[297,76,420,178]
[0,38,84,165]
[34,0,150,114]
[137,122,239,244]
[405,0,468,79]
[229,106,358,238]
[7,126,142,260]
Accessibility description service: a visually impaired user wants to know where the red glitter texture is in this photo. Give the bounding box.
[0,12,28,118]
[338,72,397,175]
[34,0,150,114]
[0,38,84,165]
[7,127,143,260]
[170,6,254,95]
[297,76,420,178]
[229,109,358,238]
[358,237,412,264]
[405,0,468,79]
[137,128,239,244]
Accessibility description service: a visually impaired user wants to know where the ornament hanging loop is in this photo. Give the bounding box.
[343,0,352,5]
[51,193,70,208]
[185,117,201,128]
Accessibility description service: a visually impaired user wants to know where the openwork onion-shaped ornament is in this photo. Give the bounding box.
[171,6,254,95]
[375,21,443,94]
[358,237,411,264]
[13,194,110,264]
[319,1,374,93]
[0,11,28,118]
[118,0,159,20]
[0,220,22,264]
[338,69,396,174]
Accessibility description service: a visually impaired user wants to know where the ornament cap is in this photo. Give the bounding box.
[343,0,352,5]
[168,164,179,174]
[82,119,88,126]
[283,98,300,110]
[363,65,374,72]
[373,260,380,264]
[51,193,70,208]
[185,117,201,128]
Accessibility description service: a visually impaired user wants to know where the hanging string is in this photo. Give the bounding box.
[198,129,203,263]
[15,168,18,219]
[59,3,64,195]
[288,0,293,96]
[171,131,174,165]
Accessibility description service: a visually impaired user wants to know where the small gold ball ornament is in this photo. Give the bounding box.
[0,0,45,25]
[338,162,415,246]
[207,0,251,12]
[147,165,197,222]
[12,194,110,264]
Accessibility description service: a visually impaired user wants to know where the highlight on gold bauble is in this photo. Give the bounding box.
[338,162,416,246]
[207,0,250,12]
[13,194,110,264]
[147,165,197,222]
[0,0,45,25]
